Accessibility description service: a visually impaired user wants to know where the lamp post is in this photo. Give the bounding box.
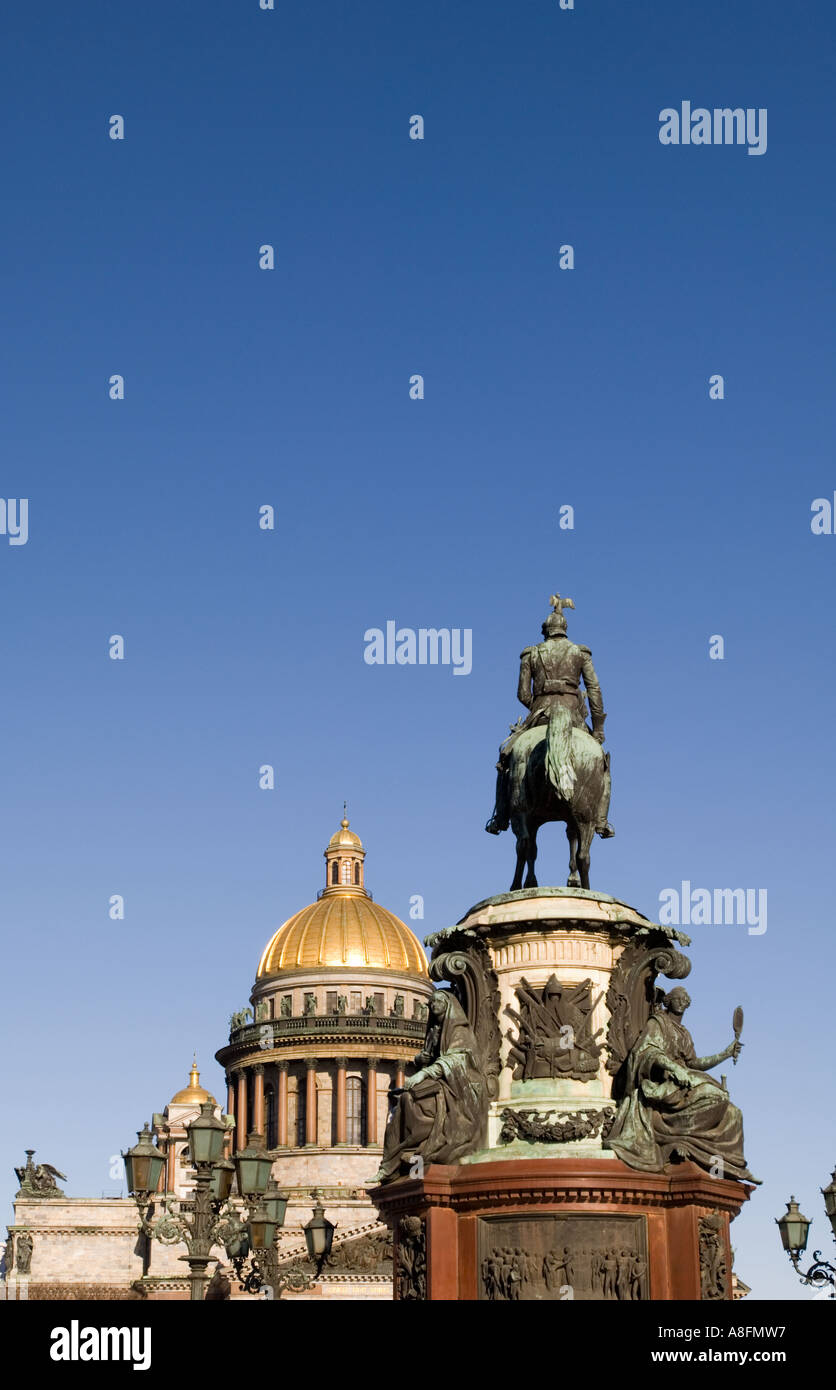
[125,1114,337,1300]
[124,1104,247,1302]
[228,1133,293,1296]
[776,1169,836,1297]
[249,1179,288,1293]
[304,1191,336,1277]
[230,1182,336,1297]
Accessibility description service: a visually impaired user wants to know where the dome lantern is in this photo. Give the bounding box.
[323,805,366,895]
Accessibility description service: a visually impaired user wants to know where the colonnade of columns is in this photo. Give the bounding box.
[225,1056,407,1150]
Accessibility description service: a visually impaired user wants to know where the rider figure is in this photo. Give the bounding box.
[485,595,614,837]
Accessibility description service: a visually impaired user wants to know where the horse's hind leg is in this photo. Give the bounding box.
[577,821,595,891]
[566,823,581,889]
[523,822,539,889]
[510,815,528,891]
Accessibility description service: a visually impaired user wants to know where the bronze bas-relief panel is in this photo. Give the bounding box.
[505,975,602,1082]
[478,1213,648,1301]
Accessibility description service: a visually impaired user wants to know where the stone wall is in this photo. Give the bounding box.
[6,1198,222,1289]
[6,1192,391,1299]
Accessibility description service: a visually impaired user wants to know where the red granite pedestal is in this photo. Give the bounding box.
[373,1157,752,1301]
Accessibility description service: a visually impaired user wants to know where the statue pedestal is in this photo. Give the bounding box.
[372,1158,751,1301]
[447,887,694,1160]
[370,887,757,1300]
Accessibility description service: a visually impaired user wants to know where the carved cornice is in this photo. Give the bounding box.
[217,1015,425,1067]
[7,1226,145,1237]
[227,1050,416,1075]
[371,1160,752,1221]
[134,1277,190,1290]
[455,889,689,942]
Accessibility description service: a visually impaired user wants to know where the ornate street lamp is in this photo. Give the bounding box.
[125,1113,333,1300]
[229,1188,307,1297]
[125,1102,247,1302]
[263,1179,289,1231]
[304,1191,336,1276]
[229,1186,332,1298]
[776,1176,836,1297]
[122,1124,166,1200]
[234,1132,273,1200]
[247,1203,275,1252]
[188,1104,226,1166]
[776,1197,811,1258]
[209,1159,236,1203]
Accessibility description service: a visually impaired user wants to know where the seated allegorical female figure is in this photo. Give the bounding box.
[372,990,486,1184]
[606,987,758,1183]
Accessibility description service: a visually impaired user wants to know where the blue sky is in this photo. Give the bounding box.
[2,0,835,1298]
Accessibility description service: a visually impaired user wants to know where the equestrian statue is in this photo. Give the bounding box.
[486,593,613,891]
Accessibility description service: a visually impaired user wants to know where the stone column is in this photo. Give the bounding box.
[225,1074,236,1156]
[276,1061,288,1148]
[396,1064,405,1089]
[334,1058,347,1146]
[305,1058,318,1147]
[253,1064,265,1137]
[366,1057,379,1145]
[236,1070,248,1151]
[166,1135,177,1193]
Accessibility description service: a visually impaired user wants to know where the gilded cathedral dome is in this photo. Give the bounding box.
[256,817,428,978]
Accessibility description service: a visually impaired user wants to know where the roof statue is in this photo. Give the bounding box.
[486,592,613,890]
[14,1149,67,1199]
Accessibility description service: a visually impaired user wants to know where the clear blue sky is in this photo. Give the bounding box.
[2,0,834,1299]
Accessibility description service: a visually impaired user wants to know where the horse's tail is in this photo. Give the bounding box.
[545,703,576,801]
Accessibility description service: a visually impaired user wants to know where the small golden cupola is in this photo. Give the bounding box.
[169,1056,216,1108]
[323,805,366,893]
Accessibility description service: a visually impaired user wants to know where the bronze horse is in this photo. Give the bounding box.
[506,705,611,891]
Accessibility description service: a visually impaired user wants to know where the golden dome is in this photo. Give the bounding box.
[258,895,428,977]
[258,815,428,977]
[169,1058,217,1108]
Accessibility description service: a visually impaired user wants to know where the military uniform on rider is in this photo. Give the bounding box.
[486,607,615,839]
